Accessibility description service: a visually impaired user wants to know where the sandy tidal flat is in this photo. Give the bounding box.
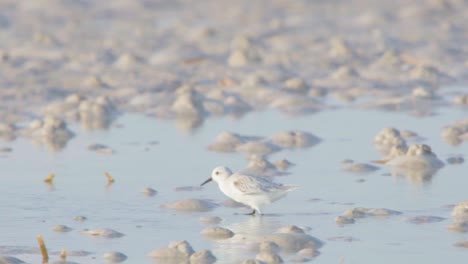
[0,0,467,263]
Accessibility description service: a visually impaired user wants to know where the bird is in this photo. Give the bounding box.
[201,166,298,215]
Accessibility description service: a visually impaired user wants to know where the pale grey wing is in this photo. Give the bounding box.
[232,174,283,195]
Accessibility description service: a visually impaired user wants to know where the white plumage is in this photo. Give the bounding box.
[201,166,298,215]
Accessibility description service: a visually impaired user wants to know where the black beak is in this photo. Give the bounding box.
[201,177,213,186]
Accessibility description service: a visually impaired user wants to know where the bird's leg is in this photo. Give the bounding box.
[246,209,256,215]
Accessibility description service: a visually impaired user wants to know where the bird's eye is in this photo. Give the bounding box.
[215,171,219,175]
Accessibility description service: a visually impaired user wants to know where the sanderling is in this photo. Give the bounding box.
[201,166,298,215]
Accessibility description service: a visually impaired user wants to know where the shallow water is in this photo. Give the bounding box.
[1,107,467,263]
[1,0,468,262]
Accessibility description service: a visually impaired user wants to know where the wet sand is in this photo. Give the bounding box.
[0,110,467,263]
[0,0,468,263]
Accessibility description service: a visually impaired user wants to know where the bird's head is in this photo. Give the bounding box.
[201,166,233,186]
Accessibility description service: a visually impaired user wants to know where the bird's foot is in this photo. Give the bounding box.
[245,209,256,215]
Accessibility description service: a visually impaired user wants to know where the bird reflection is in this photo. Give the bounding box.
[208,216,282,263]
